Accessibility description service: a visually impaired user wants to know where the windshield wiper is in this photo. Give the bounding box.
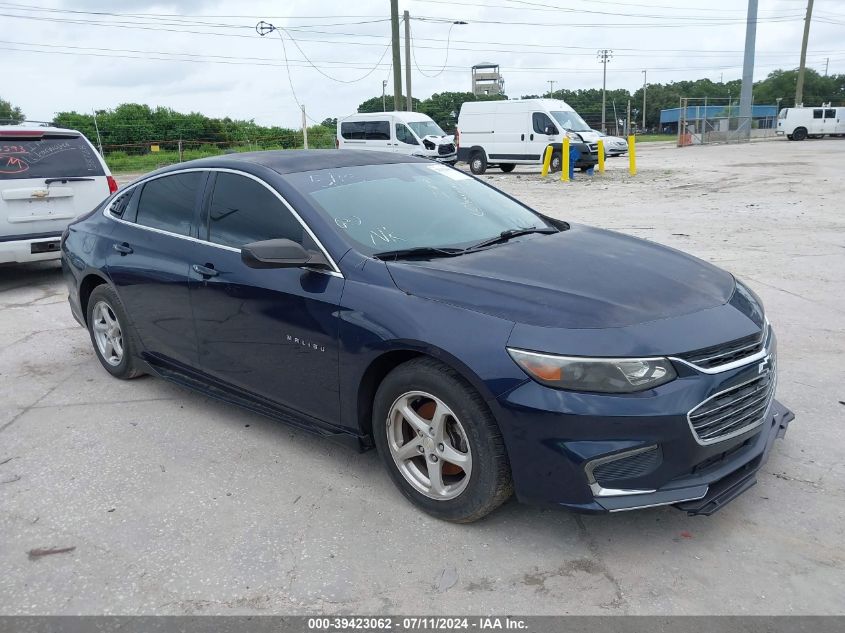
[468,226,558,251]
[372,246,466,261]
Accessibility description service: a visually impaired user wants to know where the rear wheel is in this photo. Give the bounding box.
[469,151,487,175]
[372,358,512,522]
[86,285,142,379]
[792,127,808,141]
[499,164,515,173]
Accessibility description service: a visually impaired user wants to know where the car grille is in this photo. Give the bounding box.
[588,143,598,153]
[678,325,768,370]
[687,356,776,444]
[438,143,455,155]
[592,446,661,485]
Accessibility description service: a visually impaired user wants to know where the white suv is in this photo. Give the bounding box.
[1,125,116,264]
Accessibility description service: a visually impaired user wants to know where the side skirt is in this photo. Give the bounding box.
[142,352,372,452]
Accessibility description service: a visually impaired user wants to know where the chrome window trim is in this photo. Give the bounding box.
[685,358,777,446]
[584,445,658,498]
[102,167,343,279]
[669,321,770,375]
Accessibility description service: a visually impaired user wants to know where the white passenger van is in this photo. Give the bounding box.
[1,125,116,264]
[337,111,457,163]
[456,99,599,174]
[777,105,845,140]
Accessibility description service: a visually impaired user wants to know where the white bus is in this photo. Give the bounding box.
[776,106,845,140]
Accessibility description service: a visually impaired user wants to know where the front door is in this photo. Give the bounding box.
[189,170,344,425]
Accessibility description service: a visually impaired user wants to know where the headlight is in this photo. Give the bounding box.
[566,131,581,141]
[507,348,677,393]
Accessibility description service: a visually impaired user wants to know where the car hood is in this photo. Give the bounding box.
[385,224,736,329]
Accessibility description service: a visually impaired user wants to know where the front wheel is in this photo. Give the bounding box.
[792,127,808,141]
[550,152,562,172]
[469,152,487,175]
[372,358,513,522]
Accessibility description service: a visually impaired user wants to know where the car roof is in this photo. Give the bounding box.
[0,124,84,136]
[151,149,429,177]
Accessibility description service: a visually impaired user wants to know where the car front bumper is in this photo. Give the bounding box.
[492,336,792,515]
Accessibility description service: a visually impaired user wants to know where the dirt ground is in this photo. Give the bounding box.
[1,139,843,615]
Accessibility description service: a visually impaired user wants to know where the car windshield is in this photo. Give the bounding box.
[550,111,591,133]
[407,121,447,137]
[284,163,553,256]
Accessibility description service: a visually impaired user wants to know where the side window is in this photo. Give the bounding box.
[109,189,133,218]
[365,121,391,140]
[395,124,418,145]
[340,121,365,140]
[207,173,304,249]
[135,172,202,236]
[533,112,557,134]
[813,109,823,119]
[825,109,836,118]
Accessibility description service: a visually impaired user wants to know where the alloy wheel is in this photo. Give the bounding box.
[386,391,472,500]
[91,300,124,366]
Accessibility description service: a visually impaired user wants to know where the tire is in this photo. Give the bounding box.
[550,152,562,172]
[372,357,513,523]
[86,285,143,379]
[469,151,487,175]
[792,127,808,141]
[787,134,794,141]
[499,164,515,173]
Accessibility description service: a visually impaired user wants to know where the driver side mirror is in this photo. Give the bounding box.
[544,125,558,135]
[241,239,331,270]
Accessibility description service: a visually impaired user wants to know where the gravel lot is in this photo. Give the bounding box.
[1,139,843,615]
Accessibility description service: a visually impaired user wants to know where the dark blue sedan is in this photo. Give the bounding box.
[62,150,793,522]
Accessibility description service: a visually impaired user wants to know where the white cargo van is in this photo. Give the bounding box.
[337,111,457,163]
[456,99,599,174]
[1,126,116,264]
[777,106,845,140]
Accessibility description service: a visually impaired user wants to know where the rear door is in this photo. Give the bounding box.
[823,108,838,135]
[1,131,111,244]
[490,110,531,163]
[105,171,207,368]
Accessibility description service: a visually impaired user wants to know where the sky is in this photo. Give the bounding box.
[3,0,843,128]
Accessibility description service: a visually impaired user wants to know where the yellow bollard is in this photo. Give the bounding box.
[560,137,570,182]
[540,146,553,178]
[597,139,605,173]
[628,135,637,176]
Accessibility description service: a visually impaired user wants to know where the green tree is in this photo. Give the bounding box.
[356,95,421,113]
[0,96,25,124]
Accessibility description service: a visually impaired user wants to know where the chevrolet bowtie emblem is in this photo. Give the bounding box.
[31,190,49,198]
[758,356,770,374]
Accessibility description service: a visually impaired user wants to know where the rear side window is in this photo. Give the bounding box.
[825,109,836,118]
[206,172,304,249]
[813,109,823,119]
[340,120,391,140]
[0,135,105,181]
[532,113,557,134]
[135,172,203,236]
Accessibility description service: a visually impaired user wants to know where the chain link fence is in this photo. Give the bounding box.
[672,97,778,146]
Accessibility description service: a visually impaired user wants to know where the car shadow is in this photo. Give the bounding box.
[0,260,63,293]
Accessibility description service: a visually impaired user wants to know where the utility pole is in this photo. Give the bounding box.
[91,109,104,156]
[641,70,647,131]
[301,105,308,149]
[796,0,814,107]
[548,80,555,98]
[597,49,612,133]
[382,80,387,112]
[390,0,402,111]
[824,57,829,76]
[626,99,631,137]
[404,10,412,111]
[738,0,758,139]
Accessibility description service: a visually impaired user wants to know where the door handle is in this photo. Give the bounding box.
[112,242,133,255]
[530,134,534,140]
[192,264,219,278]
[521,134,525,141]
